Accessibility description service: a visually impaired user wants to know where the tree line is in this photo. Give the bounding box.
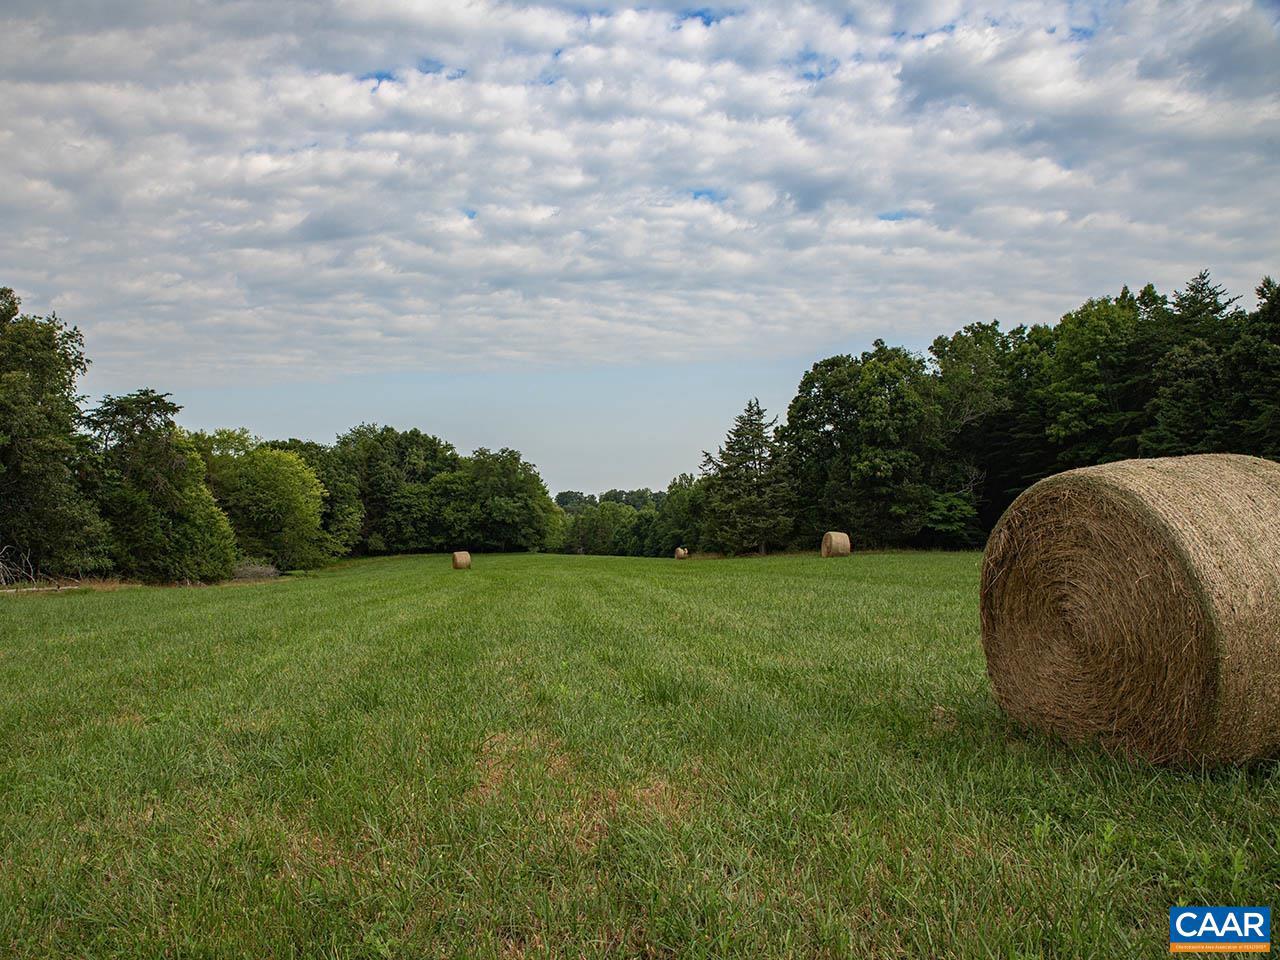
[1,284,554,582]
[2,269,1277,580]
[553,270,1280,557]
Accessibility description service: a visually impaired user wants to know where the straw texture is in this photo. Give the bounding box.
[452,551,471,570]
[821,532,851,558]
[980,454,1280,764]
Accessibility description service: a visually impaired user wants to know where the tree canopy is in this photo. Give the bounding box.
[0,288,108,577]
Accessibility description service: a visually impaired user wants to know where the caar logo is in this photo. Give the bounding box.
[1170,907,1270,953]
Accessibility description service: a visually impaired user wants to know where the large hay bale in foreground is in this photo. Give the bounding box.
[452,551,471,570]
[674,547,689,560]
[980,454,1280,765]
[821,531,851,557]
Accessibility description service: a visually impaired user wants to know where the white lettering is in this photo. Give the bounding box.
[1243,913,1264,937]
[1197,914,1221,937]
[1176,912,1199,937]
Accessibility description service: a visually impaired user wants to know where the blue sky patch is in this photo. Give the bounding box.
[676,8,733,27]
[358,70,396,85]
[691,188,726,202]
[878,210,920,221]
[791,49,839,82]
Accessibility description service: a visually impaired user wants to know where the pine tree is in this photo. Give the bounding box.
[700,398,793,555]
[1224,277,1280,457]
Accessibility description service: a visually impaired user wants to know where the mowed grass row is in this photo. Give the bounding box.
[0,553,1276,958]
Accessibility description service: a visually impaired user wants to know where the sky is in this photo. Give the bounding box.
[2,0,1278,494]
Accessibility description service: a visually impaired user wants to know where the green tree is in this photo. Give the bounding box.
[1225,277,1280,457]
[267,438,364,554]
[601,488,659,511]
[977,322,1058,519]
[335,424,460,553]
[599,500,639,554]
[562,500,641,555]
[1139,341,1231,456]
[779,342,941,547]
[554,490,597,515]
[431,448,555,552]
[0,288,108,576]
[701,398,792,555]
[543,504,570,552]
[190,427,257,494]
[1139,272,1248,456]
[628,507,660,556]
[650,473,705,555]
[927,321,1019,541]
[217,447,332,569]
[86,390,236,583]
[1167,269,1242,350]
[1038,294,1148,467]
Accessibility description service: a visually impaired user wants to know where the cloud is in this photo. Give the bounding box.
[1,0,1277,389]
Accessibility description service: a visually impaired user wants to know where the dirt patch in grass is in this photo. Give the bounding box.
[106,710,146,729]
[467,730,573,803]
[283,830,348,872]
[633,776,689,821]
[567,773,695,854]
[931,704,958,733]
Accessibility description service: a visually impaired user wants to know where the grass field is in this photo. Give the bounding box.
[1,552,1276,958]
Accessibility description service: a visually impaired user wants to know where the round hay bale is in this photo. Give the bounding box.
[674,547,689,560]
[980,453,1280,765]
[452,551,471,570]
[820,531,851,558]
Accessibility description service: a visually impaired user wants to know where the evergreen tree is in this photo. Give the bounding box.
[1139,271,1248,456]
[1169,269,1241,350]
[1227,277,1280,457]
[701,399,792,555]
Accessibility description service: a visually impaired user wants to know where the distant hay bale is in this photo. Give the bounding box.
[820,531,851,558]
[980,454,1280,765]
[452,551,471,570]
[674,547,689,560]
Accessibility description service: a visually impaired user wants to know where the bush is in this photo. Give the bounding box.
[232,558,280,580]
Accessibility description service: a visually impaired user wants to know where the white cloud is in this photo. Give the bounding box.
[1,0,1277,387]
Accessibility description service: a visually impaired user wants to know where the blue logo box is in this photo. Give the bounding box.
[1170,907,1270,953]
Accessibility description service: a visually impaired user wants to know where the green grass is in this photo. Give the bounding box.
[1,553,1276,958]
